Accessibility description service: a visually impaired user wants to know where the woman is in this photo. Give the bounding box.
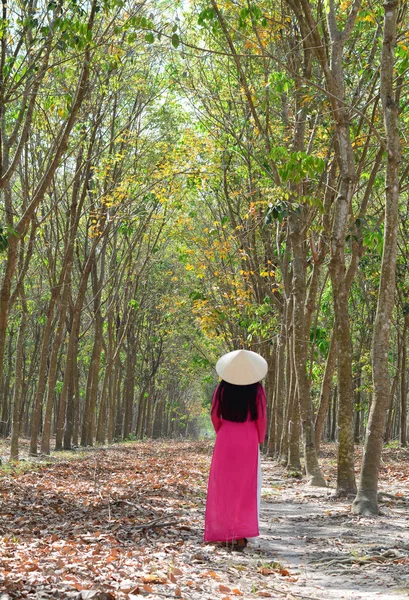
[204,349,267,549]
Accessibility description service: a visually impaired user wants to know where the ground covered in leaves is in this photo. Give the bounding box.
[0,440,408,599]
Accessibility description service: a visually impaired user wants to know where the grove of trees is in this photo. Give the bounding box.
[0,0,408,515]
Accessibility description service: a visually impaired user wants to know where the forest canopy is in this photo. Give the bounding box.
[0,0,407,515]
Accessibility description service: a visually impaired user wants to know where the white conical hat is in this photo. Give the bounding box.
[215,349,268,385]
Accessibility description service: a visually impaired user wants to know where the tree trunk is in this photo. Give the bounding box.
[352,0,400,515]
[0,236,19,401]
[114,363,124,440]
[146,384,155,438]
[331,386,338,442]
[290,219,326,486]
[385,365,399,443]
[0,327,14,436]
[273,306,286,455]
[63,358,76,450]
[72,347,80,447]
[29,289,58,455]
[354,365,362,444]
[41,281,70,455]
[56,240,98,450]
[135,383,148,439]
[287,380,301,472]
[401,324,407,447]
[315,330,337,449]
[280,320,294,463]
[10,294,27,460]
[123,328,137,440]
[81,253,105,447]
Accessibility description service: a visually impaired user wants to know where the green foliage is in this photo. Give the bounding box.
[0,225,9,252]
[198,7,215,27]
[310,327,330,358]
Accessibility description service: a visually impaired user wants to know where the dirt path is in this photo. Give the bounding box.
[255,455,409,599]
[0,441,408,599]
[190,448,409,600]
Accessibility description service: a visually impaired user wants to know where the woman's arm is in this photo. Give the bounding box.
[256,385,267,443]
[211,385,222,433]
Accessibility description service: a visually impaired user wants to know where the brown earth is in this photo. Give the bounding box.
[0,440,408,599]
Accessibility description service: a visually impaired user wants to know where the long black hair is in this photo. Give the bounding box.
[213,380,260,422]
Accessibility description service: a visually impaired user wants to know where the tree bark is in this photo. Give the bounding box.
[81,250,105,447]
[352,0,401,515]
[58,240,98,450]
[315,331,337,449]
[123,327,137,440]
[401,324,407,447]
[10,293,27,460]
[290,218,326,486]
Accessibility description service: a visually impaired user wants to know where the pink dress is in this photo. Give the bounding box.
[204,384,267,542]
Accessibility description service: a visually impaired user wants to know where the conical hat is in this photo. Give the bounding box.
[215,349,268,385]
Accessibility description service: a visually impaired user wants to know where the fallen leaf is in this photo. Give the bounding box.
[259,567,275,575]
[200,570,220,580]
[142,574,167,584]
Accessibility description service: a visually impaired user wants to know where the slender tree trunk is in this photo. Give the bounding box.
[0,236,19,399]
[63,361,75,450]
[123,329,136,440]
[108,354,120,443]
[401,324,407,447]
[354,365,362,444]
[140,388,149,440]
[263,343,276,455]
[96,370,109,445]
[56,241,98,450]
[353,0,400,514]
[146,384,155,438]
[41,283,70,454]
[315,331,337,449]
[96,312,114,444]
[29,290,57,455]
[72,344,80,447]
[287,377,301,472]
[0,327,14,436]
[290,220,325,486]
[331,386,338,442]
[280,319,294,463]
[114,365,124,440]
[55,309,79,450]
[135,383,148,439]
[10,293,27,460]
[274,306,286,454]
[385,365,399,443]
[82,252,106,446]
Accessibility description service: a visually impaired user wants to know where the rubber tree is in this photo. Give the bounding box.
[352,0,401,515]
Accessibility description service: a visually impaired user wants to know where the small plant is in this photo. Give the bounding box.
[0,460,45,477]
[259,560,284,571]
[287,470,303,479]
[384,440,400,449]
